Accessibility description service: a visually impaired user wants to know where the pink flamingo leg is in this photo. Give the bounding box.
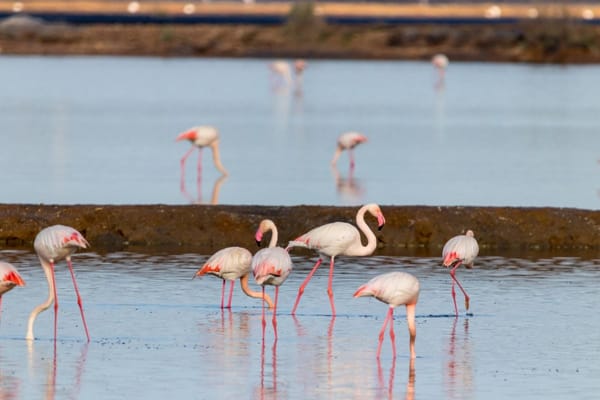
[349,149,356,169]
[272,287,279,339]
[226,280,235,309]
[0,296,2,318]
[180,146,195,190]
[327,257,336,316]
[50,261,59,341]
[450,279,458,316]
[196,149,203,201]
[291,258,323,315]
[450,263,470,312]
[66,258,90,342]
[389,311,396,358]
[220,280,226,309]
[261,287,267,336]
[377,307,393,359]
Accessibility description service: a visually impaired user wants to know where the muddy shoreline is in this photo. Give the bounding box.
[1,204,599,256]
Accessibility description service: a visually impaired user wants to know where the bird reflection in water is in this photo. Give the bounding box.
[0,347,20,400]
[445,317,473,399]
[377,357,415,400]
[331,165,365,204]
[180,173,228,205]
[27,340,89,400]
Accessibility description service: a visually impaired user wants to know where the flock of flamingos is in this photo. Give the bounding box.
[0,54,459,360]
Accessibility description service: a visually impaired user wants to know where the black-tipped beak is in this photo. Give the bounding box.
[378,223,385,231]
[256,240,262,248]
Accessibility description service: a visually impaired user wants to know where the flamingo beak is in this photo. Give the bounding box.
[255,231,263,247]
[377,213,386,231]
[176,130,196,142]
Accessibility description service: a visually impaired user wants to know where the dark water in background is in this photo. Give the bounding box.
[1,56,600,208]
[0,251,598,399]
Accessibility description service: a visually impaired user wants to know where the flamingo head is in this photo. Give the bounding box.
[175,129,197,142]
[62,231,90,249]
[443,251,462,268]
[2,270,25,286]
[255,219,275,247]
[365,203,385,231]
[255,229,264,247]
[354,135,368,145]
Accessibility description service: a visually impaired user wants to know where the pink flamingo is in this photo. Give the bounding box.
[286,203,386,316]
[0,261,25,315]
[431,54,449,87]
[331,132,368,169]
[253,219,293,338]
[195,247,274,309]
[176,125,228,178]
[442,229,479,316]
[354,271,420,359]
[26,225,90,341]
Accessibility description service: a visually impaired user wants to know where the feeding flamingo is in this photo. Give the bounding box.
[0,261,25,315]
[354,271,420,359]
[253,219,293,337]
[26,225,90,341]
[176,125,228,177]
[269,60,292,87]
[194,247,274,309]
[286,203,385,316]
[331,132,368,169]
[442,229,479,316]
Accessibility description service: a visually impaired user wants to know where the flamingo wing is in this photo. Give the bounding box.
[34,225,89,261]
[0,261,25,295]
[354,272,420,307]
[197,247,252,280]
[442,235,479,267]
[252,247,292,286]
[288,222,360,256]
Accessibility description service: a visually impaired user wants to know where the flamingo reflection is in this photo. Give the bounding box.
[331,165,365,204]
[180,173,228,205]
[269,59,307,95]
[377,357,415,400]
[445,318,473,399]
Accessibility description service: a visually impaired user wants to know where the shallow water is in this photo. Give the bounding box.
[1,57,600,209]
[0,250,598,399]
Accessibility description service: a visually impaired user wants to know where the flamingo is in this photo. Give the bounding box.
[286,203,385,316]
[431,54,449,87]
[269,60,292,87]
[253,219,293,337]
[176,125,228,178]
[354,271,420,359]
[0,261,25,315]
[442,229,479,316]
[331,132,368,169]
[194,247,274,309]
[26,225,90,341]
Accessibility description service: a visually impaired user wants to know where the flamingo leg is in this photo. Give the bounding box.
[450,279,458,316]
[327,256,336,316]
[180,146,195,190]
[220,280,226,309]
[349,149,355,169]
[261,287,266,336]
[50,261,59,341]
[226,280,235,309]
[377,307,393,359]
[389,310,396,359]
[196,149,203,201]
[291,258,323,315]
[450,263,470,312]
[66,258,90,342]
[272,287,280,339]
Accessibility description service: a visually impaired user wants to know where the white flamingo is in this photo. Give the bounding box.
[331,132,368,169]
[442,229,479,316]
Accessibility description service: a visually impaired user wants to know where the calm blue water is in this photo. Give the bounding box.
[1,56,599,209]
[0,251,598,399]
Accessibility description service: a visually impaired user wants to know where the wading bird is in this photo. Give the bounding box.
[0,261,25,315]
[354,271,420,359]
[176,125,228,177]
[286,203,385,316]
[442,229,479,316]
[195,247,274,309]
[253,219,293,337]
[331,132,368,169]
[26,225,90,341]
[431,54,449,88]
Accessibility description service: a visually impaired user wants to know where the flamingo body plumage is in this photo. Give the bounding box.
[442,229,479,315]
[287,203,385,316]
[176,125,228,176]
[331,132,368,168]
[0,261,25,315]
[354,271,420,359]
[195,246,273,309]
[26,225,90,341]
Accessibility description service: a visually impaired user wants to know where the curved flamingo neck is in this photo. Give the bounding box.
[345,205,377,256]
[210,141,228,176]
[265,221,278,248]
[239,274,274,309]
[26,258,55,340]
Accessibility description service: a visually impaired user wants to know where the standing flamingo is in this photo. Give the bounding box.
[176,125,228,177]
[354,271,420,359]
[194,247,274,309]
[286,203,385,316]
[442,229,479,316]
[0,261,25,315]
[269,60,292,87]
[253,219,293,338]
[431,54,449,88]
[26,225,90,341]
[331,132,368,169]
